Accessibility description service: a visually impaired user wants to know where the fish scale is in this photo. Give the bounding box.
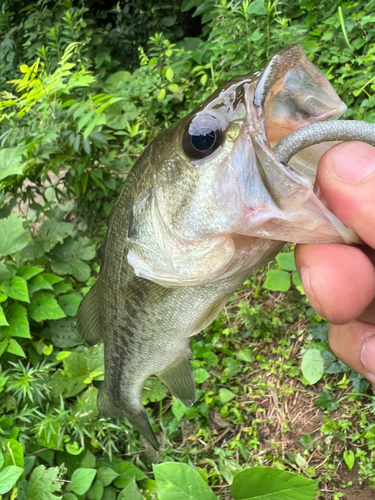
[77,45,374,449]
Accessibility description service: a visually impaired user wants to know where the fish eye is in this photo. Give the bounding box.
[183,124,222,159]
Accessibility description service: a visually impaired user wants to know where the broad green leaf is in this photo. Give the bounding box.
[172,398,188,421]
[231,467,318,499]
[50,237,96,282]
[66,442,84,456]
[0,303,30,338]
[0,148,23,180]
[102,487,116,500]
[80,450,96,469]
[0,215,29,257]
[87,479,104,500]
[4,438,24,468]
[28,292,66,322]
[113,462,147,488]
[105,100,138,130]
[142,378,169,404]
[194,368,210,384]
[6,338,26,357]
[168,84,180,93]
[292,272,304,294]
[28,465,62,500]
[219,389,236,403]
[42,273,64,285]
[63,495,78,500]
[301,349,324,385]
[235,348,254,362]
[40,220,74,252]
[16,266,44,280]
[276,252,296,271]
[0,451,4,469]
[118,478,141,500]
[49,318,84,348]
[28,275,54,294]
[165,67,174,82]
[70,468,97,495]
[0,465,24,494]
[97,467,119,487]
[0,304,8,326]
[263,270,291,292]
[57,293,82,317]
[0,262,16,282]
[153,463,217,500]
[343,450,355,470]
[247,0,267,16]
[1,277,29,302]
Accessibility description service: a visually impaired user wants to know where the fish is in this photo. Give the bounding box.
[77,45,362,450]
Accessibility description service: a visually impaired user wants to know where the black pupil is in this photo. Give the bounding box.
[191,129,216,152]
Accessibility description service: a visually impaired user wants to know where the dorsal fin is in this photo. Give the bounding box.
[157,351,196,407]
[76,281,102,346]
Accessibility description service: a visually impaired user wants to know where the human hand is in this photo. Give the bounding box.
[295,141,375,385]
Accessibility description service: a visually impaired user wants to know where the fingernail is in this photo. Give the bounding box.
[299,267,324,318]
[361,336,375,376]
[330,142,375,184]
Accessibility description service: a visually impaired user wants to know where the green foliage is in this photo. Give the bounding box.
[1,0,375,498]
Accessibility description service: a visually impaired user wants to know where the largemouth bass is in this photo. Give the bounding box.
[77,45,371,450]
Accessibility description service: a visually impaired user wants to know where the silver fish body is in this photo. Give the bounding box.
[77,46,363,449]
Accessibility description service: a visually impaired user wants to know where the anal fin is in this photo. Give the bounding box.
[76,281,103,346]
[157,352,196,407]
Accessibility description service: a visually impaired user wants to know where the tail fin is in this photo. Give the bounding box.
[98,384,159,451]
[76,281,103,346]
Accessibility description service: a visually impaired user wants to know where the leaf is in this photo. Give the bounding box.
[172,398,188,421]
[28,465,62,500]
[1,277,29,302]
[231,467,318,500]
[301,349,324,385]
[0,304,9,327]
[343,450,355,470]
[0,465,24,494]
[0,262,16,282]
[40,220,74,252]
[112,462,147,488]
[87,479,104,500]
[105,101,138,130]
[276,252,296,271]
[314,390,339,411]
[57,293,82,317]
[4,438,24,468]
[165,68,174,82]
[28,292,66,322]
[0,451,3,469]
[263,270,291,292]
[235,348,254,362]
[0,215,29,257]
[118,478,142,500]
[153,463,217,500]
[7,338,26,357]
[142,378,169,404]
[0,148,23,181]
[50,237,96,282]
[16,266,44,280]
[49,318,84,348]
[219,389,236,403]
[168,84,180,93]
[66,442,84,456]
[28,275,54,294]
[247,0,267,16]
[97,467,119,487]
[0,304,30,338]
[194,368,210,384]
[70,468,97,495]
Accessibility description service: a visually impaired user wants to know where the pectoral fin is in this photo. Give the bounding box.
[76,281,103,346]
[157,352,196,407]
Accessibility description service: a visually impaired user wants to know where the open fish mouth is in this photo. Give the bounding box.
[242,45,360,245]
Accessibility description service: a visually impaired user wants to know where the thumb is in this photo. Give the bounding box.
[317,141,375,248]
